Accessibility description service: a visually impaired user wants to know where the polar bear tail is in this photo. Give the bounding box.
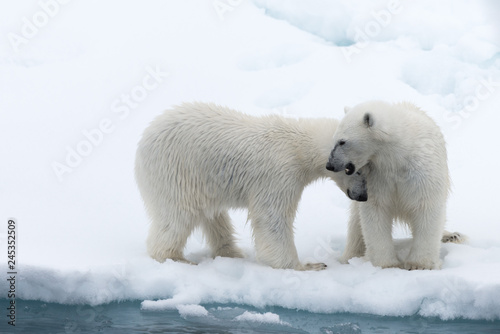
[442,230,468,244]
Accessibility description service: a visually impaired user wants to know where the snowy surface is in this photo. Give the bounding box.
[1,0,500,321]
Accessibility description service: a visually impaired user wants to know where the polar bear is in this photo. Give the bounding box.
[326,101,463,270]
[135,102,367,271]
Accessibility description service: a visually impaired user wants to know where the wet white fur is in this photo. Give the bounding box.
[135,102,360,270]
[335,101,452,270]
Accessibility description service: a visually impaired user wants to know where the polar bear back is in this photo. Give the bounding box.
[135,102,325,216]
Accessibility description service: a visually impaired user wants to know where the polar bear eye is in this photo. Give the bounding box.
[339,140,346,146]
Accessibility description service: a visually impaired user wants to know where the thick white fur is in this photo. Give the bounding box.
[333,101,454,270]
[135,102,361,270]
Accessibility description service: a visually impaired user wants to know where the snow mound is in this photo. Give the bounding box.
[176,304,209,318]
[4,241,500,320]
[235,311,286,325]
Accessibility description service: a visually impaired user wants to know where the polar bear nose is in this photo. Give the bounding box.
[326,161,335,171]
[347,189,368,202]
[345,162,355,175]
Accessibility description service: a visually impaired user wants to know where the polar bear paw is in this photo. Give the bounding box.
[149,252,197,265]
[368,254,401,269]
[214,244,244,259]
[300,262,327,271]
[404,259,441,270]
[338,256,350,265]
[441,231,467,244]
[378,261,402,269]
[174,258,197,265]
[162,256,197,265]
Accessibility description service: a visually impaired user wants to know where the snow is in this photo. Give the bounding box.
[176,304,209,318]
[139,303,290,330]
[1,0,499,322]
[234,311,286,325]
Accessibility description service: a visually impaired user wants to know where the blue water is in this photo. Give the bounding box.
[2,300,498,334]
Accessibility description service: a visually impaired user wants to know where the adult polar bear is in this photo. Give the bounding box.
[327,100,463,270]
[135,102,367,271]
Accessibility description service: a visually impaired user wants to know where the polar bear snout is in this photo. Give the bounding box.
[325,161,335,171]
[326,159,347,173]
[326,159,355,174]
[327,147,355,175]
[347,185,367,202]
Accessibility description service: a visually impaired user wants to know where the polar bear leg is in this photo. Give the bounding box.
[146,211,196,264]
[340,202,366,263]
[359,203,400,268]
[405,210,444,270]
[251,209,300,270]
[251,206,326,271]
[202,211,243,258]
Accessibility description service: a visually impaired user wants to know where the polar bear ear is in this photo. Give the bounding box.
[344,106,351,114]
[363,112,374,127]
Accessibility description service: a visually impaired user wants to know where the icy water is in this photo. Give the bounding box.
[3,300,498,333]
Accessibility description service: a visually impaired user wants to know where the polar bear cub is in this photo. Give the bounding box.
[327,101,459,270]
[135,102,367,271]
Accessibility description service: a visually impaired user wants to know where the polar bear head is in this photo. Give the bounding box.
[326,101,393,175]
